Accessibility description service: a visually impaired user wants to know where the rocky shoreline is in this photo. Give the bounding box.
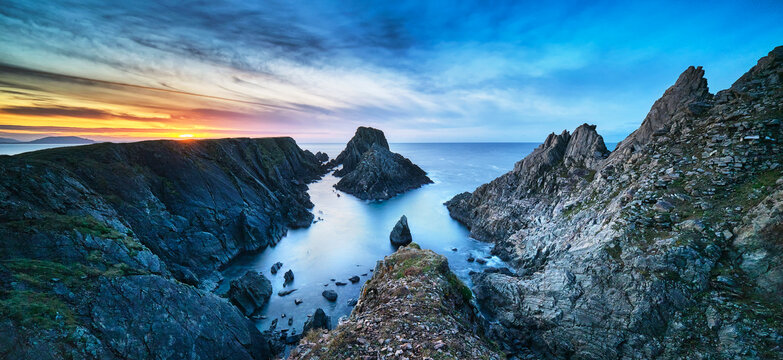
[447,46,783,358]
[0,137,326,359]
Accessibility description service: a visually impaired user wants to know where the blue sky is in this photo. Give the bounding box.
[0,0,781,142]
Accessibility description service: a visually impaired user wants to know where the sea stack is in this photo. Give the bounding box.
[331,127,433,200]
[389,215,413,247]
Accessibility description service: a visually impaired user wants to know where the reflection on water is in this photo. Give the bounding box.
[218,143,540,333]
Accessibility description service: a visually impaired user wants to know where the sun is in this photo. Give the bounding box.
[178,134,194,138]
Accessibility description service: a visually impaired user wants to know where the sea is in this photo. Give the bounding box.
[0,142,545,334]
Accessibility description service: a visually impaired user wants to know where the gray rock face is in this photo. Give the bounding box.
[0,137,324,359]
[330,127,390,176]
[447,46,783,359]
[389,215,413,247]
[228,271,273,316]
[302,308,331,334]
[335,144,433,200]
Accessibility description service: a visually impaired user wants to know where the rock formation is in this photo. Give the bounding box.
[227,271,273,316]
[0,137,325,359]
[302,308,330,333]
[389,215,413,247]
[446,46,783,359]
[289,245,502,359]
[329,127,432,200]
[329,126,390,176]
[334,143,433,200]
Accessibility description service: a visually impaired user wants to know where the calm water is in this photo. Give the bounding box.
[218,143,540,334]
[0,144,75,155]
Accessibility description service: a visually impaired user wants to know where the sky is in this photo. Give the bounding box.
[0,1,782,143]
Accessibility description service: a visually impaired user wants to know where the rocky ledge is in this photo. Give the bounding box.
[0,137,326,359]
[447,46,783,358]
[331,127,432,200]
[289,244,502,359]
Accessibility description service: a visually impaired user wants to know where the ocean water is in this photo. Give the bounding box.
[218,143,541,335]
[0,144,74,155]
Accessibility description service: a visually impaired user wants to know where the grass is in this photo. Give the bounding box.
[0,290,75,330]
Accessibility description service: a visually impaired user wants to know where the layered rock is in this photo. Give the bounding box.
[227,271,273,316]
[447,46,783,359]
[0,137,325,359]
[330,127,432,200]
[334,143,433,200]
[289,245,502,359]
[329,126,390,176]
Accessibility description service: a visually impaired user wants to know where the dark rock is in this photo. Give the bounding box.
[467,256,475,262]
[277,289,297,297]
[283,270,294,285]
[270,262,283,274]
[294,298,303,305]
[303,308,331,334]
[349,276,360,283]
[334,144,432,200]
[314,151,329,163]
[347,298,358,306]
[389,215,413,247]
[335,281,347,286]
[475,258,487,265]
[329,127,390,176]
[227,271,273,316]
[322,290,338,302]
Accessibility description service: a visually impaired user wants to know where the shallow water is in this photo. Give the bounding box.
[218,142,541,334]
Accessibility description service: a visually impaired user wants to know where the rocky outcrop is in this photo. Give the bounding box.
[314,151,329,163]
[447,46,783,359]
[334,143,433,200]
[329,127,432,200]
[0,137,325,359]
[329,126,390,176]
[302,308,330,333]
[389,215,413,247]
[227,271,273,316]
[289,245,502,359]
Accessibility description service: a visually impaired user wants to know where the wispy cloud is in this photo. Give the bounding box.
[0,0,782,142]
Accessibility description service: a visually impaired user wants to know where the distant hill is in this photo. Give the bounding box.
[0,137,21,144]
[26,136,95,144]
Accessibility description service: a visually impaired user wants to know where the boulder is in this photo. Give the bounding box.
[303,308,331,333]
[270,262,283,274]
[389,215,413,247]
[322,290,338,302]
[349,276,360,283]
[314,151,329,163]
[283,270,294,285]
[226,271,273,316]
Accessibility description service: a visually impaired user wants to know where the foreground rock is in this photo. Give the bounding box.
[302,308,331,333]
[389,215,413,247]
[329,127,432,200]
[447,46,783,358]
[227,271,273,316]
[289,244,502,359]
[334,143,433,200]
[0,137,325,359]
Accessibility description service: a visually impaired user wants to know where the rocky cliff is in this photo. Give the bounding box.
[330,127,432,200]
[0,137,325,359]
[289,244,503,359]
[447,46,783,358]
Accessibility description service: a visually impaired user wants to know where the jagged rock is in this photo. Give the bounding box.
[0,137,325,359]
[314,151,329,163]
[447,47,783,359]
[329,127,390,176]
[283,270,294,285]
[322,290,338,302]
[302,308,331,334]
[348,275,360,283]
[334,143,432,200]
[227,271,273,316]
[389,215,413,247]
[289,246,502,359]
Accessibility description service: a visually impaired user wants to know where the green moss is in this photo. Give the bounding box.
[3,259,100,290]
[407,242,421,250]
[585,170,597,182]
[0,290,75,330]
[446,272,473,302]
